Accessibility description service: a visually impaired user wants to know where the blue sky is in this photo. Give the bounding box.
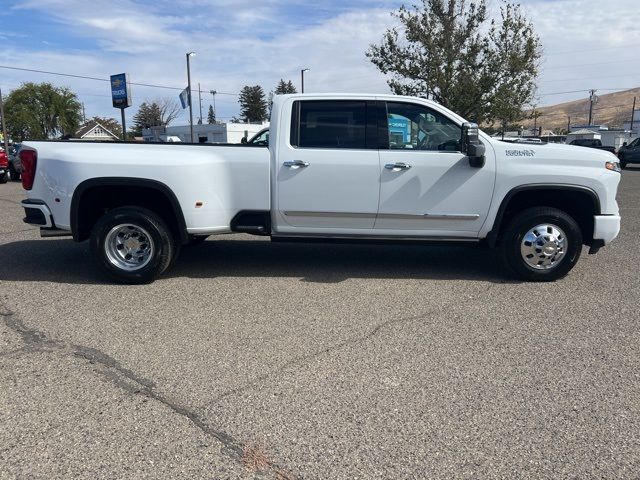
[1,0,639,127]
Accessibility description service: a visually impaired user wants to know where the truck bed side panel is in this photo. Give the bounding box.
[23,142,271,234]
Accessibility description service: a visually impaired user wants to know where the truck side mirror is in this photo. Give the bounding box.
[461,122,485,168]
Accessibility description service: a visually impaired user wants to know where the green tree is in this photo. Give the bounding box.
[132,98,180,136]
[207,105,216,124]
[268,79,298,117]
[367,0,541,126]
[238,85,268,123]
[274,79,297,95]
[4,82,82,140]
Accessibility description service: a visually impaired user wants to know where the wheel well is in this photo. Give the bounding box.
[490,187,599,246]
[72,181,188,244]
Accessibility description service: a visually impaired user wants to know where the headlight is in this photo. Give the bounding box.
[605,161,621,173]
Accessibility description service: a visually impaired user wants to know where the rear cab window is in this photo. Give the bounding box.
[290,100,373,149]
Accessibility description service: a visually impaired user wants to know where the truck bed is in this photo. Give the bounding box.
[23,141,271,234]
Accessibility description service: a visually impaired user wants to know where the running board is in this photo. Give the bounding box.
[40,228,73,238]
[233,225,266,234]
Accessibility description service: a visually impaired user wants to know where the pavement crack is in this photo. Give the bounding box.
[206,307,444,407]
[0,296,299,478]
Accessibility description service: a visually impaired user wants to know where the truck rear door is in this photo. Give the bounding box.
[273,99,381,233]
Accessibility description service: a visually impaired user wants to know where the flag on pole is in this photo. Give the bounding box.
[179,87,190,109]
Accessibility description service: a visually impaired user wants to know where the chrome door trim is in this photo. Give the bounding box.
[284,211,480,220]
[423,213,480,220]
[378,213,480,221]
[284,211,376,219]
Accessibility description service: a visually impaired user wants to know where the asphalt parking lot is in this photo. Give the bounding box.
[1,169,639,479]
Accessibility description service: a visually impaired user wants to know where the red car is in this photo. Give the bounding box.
[0,148,9,184]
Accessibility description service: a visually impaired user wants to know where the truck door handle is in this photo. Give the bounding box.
[384,162,412,171]
[283,160,309,169]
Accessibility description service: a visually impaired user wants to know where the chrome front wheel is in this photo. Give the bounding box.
[520,223,567,270]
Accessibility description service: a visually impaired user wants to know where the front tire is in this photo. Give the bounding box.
[90,207,176,284]
[500,207,583,282]
[0,172,7,184]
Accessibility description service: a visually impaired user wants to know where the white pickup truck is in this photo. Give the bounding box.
[19,94,621,283]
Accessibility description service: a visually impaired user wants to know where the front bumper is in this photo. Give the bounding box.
[22,199,53,228]
[593,214,621,245]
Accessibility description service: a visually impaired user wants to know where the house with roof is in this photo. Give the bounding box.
[74,121,119,141]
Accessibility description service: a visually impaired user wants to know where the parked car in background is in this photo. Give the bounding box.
[569,138,617,155]
[617,138,640,169]
[0,148,9,183]
[8,143,22,181]
[242,127,269,146]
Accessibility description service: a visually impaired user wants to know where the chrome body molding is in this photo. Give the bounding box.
[283,211,480,220]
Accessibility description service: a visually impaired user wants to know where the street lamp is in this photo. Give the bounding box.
[210,90,217,123]
[186,51,196,142]
[301,68,310,93]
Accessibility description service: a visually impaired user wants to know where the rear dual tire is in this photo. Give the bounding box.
[90,207,176,284]
[500,207,582,282]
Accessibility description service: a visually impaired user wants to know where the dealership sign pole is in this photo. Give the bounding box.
[110,73,132,141]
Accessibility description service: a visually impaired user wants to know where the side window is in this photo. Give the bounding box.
[291,101,367,149]
[250,130,269,145]
[386,102,461,152]
[630,138,639,148]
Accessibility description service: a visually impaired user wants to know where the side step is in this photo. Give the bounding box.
[230,210,270,236]
[40,227,73,238]
[233,225,266,235]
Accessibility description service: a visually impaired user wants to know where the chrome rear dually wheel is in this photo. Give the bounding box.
[105,224,155,271]
[90,207,176,284]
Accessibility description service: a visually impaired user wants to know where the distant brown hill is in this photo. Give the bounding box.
[521,87,640,132]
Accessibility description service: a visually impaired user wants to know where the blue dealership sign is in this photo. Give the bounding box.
[110,73,131,109]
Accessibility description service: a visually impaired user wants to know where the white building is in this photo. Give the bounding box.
[74,122,119,141]
[142,122,268,144]
[623,110,640,134]
[566,128,634,149]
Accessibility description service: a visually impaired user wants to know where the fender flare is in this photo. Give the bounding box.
[485,183,601,248]
[70,177,189,243]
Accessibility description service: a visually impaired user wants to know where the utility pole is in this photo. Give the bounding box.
[630,96,636,133]
[186,52,196,142]
[0,88,8,154]
[588,89,597,126]
[567,115,571,134]
[198,82,203,125]
[209,90,217,123]
[301,68,310,93]
[82,103,86,124]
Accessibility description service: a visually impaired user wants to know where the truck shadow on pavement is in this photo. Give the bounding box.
[0,237,517,285]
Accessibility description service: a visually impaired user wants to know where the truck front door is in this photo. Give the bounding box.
[274,100,380,233]
[375,101,496,237]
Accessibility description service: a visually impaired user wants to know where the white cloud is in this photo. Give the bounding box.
[2,0,640,124]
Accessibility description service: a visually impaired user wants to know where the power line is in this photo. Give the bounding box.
[546,43,640,56]
[0,64,239,96]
